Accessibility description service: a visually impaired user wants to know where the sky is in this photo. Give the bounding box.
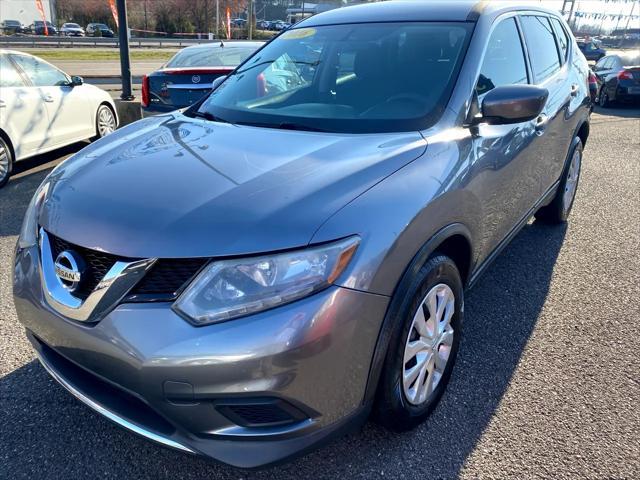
[537,0,640,31]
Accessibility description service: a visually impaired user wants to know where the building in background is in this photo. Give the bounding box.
[1,0,56,25]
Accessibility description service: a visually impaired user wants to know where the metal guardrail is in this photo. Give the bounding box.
[0,36,225,49]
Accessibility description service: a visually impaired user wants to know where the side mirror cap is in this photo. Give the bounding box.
[71,75,84,86]
[479,85,549,125]
[211,75,227,91]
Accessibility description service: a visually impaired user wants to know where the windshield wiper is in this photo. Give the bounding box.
[187,110,231,124]
[235,120,328,132]
[277,122,328,132]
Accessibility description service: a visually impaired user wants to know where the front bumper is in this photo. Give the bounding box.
[13,243,389,467]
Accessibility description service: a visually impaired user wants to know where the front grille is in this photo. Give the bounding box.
[128,258,208,301]
[48,232,123,300]
[45,231,206,303]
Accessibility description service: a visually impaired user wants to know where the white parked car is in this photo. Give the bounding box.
[60,23,85,37]
[0,50,118,187]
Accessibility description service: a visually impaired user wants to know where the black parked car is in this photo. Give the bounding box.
[1,20,26,35]
[86,23,115,37]
[593,52,640,107]
[29,21,58,36]
[577,39,606,61]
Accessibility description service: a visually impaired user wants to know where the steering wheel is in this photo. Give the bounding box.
[384,93,429,106]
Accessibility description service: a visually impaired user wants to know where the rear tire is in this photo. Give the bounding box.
[374,255,463,432]
[598,88,612,108]
[535,138,583,224]
[0,136,13,189]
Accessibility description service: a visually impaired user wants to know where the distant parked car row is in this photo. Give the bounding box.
[0,20,114,37]
[257,20,291,31]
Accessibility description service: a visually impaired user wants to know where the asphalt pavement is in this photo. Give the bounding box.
[0,106,638,479]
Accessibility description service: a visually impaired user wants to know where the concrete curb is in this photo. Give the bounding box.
[114,99,142,126]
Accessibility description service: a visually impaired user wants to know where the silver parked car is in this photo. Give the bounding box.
[14,1,590,468]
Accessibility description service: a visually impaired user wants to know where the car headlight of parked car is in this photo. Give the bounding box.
[18,182,49,249]
[173,236,360,326]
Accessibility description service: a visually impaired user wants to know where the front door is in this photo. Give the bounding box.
[0,54,51,160]
[468,16,544,260]
[10,53,92,149]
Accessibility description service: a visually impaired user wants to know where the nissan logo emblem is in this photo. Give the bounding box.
[54,250,85,292]
[192,75,201,84]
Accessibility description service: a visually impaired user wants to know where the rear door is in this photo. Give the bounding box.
[0,53,50,160]
[10,54,93,148]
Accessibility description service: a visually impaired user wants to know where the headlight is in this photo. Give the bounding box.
[173,236,360,326]
[18,182,49,249]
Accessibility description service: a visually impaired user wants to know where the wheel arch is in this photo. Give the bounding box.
[362,223,473,407]
[576,119,590,147]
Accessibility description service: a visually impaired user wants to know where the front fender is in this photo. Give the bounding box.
[311,136,481,297]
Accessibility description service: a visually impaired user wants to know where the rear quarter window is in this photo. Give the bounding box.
[520,16,561,83]
[550,18,570,63]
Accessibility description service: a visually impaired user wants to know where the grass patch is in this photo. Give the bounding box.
[20,49,176,61]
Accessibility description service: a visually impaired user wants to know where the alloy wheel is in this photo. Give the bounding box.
[402,283,455,406]
[562,147,581,215]
[97,106,116,137]
[0,142,9,184]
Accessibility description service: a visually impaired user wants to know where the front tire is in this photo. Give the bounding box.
[0,136,14,188]
[374,255,463,432]
[95,104,116,139]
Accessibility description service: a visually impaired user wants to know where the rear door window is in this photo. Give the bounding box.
[0,54,25,87]
[520,16,561,83]
[476,17,529,96]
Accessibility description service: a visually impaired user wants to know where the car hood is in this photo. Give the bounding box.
[39,113,427,258]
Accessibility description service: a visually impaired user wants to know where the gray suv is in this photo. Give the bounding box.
[13,1,590,468]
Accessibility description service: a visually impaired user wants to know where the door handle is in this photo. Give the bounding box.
[570,84,579,97]
[534,114,548,132]
[0,100,6,108]
[42,95,54,103]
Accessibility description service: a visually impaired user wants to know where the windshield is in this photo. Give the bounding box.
[166,45,258,68]
[35,21,54,26]
[194,22,472,133]
[64,23,80,28]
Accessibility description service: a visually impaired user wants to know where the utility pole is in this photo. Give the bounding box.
[216,0,220,39]
[623,1,637,34]
[116,0,133,100]
[248,0,253,40]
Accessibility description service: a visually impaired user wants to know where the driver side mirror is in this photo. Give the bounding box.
[470,85,549,126]
[211,75,227,91]
[71,75,84,86]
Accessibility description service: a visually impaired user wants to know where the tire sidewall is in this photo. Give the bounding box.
[377,255,464,427]
[0,136,13,188]
[96,105,115,139]
[559,139,583,221]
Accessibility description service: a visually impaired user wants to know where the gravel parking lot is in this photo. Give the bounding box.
[1,106,638,479]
